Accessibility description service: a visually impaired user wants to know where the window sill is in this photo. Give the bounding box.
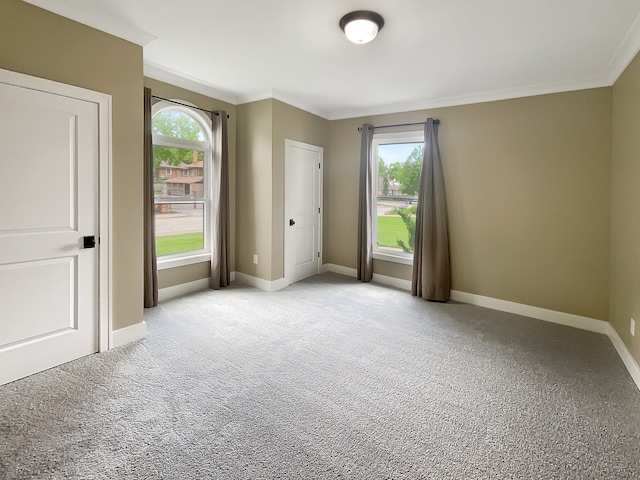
[373,251,413,266]
[157,252,210,270]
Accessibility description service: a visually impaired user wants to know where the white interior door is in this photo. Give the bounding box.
[285,140,322,285]
[0,76,100,385]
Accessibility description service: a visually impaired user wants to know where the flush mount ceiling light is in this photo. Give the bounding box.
[339,11,384,44]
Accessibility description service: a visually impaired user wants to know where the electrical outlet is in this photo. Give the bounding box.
[631,318,636,336]
[253,254,258,265]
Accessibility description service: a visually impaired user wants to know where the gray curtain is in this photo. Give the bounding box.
[143,87,158,308]
[210,111,230,289]
[412,118,450,301]
[357,123,374,282]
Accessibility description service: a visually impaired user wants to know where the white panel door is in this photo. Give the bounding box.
[285,140,322,285]
[0,80,99,385]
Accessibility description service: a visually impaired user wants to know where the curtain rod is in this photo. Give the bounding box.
[357,119,440,132]
[151,95,229,118]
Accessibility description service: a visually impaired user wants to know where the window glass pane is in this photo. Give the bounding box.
[154,202,204,256]
[153,145,206,256]
[153,145,205,198]
[152,109,205,141]
[376,142,423,254]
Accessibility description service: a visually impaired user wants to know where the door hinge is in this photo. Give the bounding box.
[318,207,320,213]
[318,163,321,169]
[317,251,320,258]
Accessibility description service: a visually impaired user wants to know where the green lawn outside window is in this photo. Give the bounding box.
[376,216,410,249]
[156,232,204,256]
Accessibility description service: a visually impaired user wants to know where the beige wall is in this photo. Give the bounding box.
[235,99,330,281]
[236,100,274,279]
[611,51,640,364]
[326,89,612,320]
[144,77,237,289]
[158,262,211,290]
[0,0,144,330]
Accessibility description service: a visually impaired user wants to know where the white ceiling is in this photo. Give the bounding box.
[24,0,640,120]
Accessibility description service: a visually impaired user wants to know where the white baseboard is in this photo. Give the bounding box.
[324,263,413,291]
[271,277,289,291]
[606,324,640,390]
[450,290,609,335]
[234,272,288,292]
[327,269,610,335]
[158,272,237,302]
[324,262,605,332]
[324,263,357,278]
[112,321,147,348]
[373,273,412,291]
[159,278,210,302]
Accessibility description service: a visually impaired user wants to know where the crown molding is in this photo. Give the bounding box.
[237,89,330,119]
[271,89,330,119]
[602,13,640,85]
[144,62,237,105]
[327,76,610,120]
[22,0,156,46]
[143,69,611,122]
[235,90,273,106]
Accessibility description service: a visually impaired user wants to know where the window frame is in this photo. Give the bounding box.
[372,130,424,265]
[151,100,213,270]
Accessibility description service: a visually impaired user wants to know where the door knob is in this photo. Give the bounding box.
[83,235,96,249]
[289,219,296,226]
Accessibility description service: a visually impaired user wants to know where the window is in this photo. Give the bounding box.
[372,131,424,265]
[152,101,212,268]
